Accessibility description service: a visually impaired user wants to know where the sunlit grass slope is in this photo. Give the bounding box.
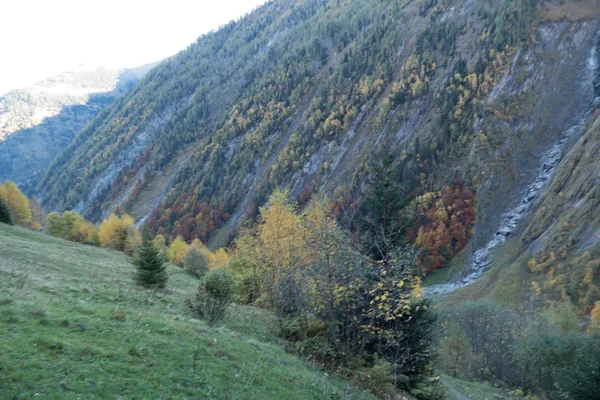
[0,224,374,399]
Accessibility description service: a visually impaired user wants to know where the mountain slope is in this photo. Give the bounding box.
[35,0,531,225]
[35,0,600,305]
[0,223,375,399]
[0,64,155,190]
[438,107,600,309]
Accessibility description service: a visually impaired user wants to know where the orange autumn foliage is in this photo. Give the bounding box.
[409,180,476,274]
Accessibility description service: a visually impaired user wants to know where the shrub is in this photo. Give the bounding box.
[518,327,600,399]
[351,358,395,399]
[61,211,85,241]
[229,256,261,304]
[154,234,168,257]
[45,212,64,237]
[448,299,522,384]
[234,273,262,304]
[438,322,476,379]
[409,376,444,400]
[184,247,209,277]
[192,268,235,324]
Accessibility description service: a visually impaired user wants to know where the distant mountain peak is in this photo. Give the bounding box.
[0,62,157,190]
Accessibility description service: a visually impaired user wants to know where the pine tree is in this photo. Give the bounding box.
[361,151,412,260]
[135,233,168,289]
[0,195,13,225]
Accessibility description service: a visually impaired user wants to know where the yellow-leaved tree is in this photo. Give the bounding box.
[228,189,435,377]
[258,189,309,282]
[167,236,189,266]
[78,221,99,245]
[0,181,32,226]
[212,248,229,269]
[98,213,139,254]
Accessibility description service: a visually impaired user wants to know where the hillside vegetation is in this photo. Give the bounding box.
[0,224,376,399]
[35,0,539,243]
[3,0,600,397]
[32,1,599,307]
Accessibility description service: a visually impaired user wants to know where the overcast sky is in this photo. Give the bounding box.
[0,0,267,96]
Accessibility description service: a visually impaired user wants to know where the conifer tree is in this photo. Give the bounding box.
[0,195,13,225]
[135,233,168,289]
[361,151,412,260]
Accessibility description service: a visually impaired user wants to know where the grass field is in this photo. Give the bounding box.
[422,248,467,287]
[0,224,376,399]
[439,373,521,400]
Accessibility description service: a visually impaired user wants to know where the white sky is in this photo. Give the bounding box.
[0,0,267,96]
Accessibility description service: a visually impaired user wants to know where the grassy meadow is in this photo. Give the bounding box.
[0,224,375,399]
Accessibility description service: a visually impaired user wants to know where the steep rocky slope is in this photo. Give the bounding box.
[427,16,600,294]
[34,0,600,303]
[436,113,600,310]
[0,64,155,190]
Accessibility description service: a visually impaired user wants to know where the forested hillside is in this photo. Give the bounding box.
[3,1,600,398]
[35,0,600,309]
[36,0,529,227]
[0,64,155,190]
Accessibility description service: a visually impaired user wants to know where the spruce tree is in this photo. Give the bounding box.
[0,195,13,225]
[361,151,412,260]
[134,233,167,288]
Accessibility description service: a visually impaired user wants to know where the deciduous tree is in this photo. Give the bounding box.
[184,247,209,277]
[99,213,139,254]
[0,181,31,226]
[0,195,13,225]
[167,236,188,266]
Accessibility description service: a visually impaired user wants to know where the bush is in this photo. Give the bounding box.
[45,211,97,244]
[447,299,522,384]
[184,247,209,277]
[234,273,262,304]
[438,322,476,379]
[351,358,395,399]
[192,268,235,324]
[409,376,444,400]
[518,325,600,399]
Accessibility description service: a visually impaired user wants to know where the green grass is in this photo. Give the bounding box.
[0,224,375,399]
[440,373,522,400]
[439,236,534,309]
[423,248,468,287]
